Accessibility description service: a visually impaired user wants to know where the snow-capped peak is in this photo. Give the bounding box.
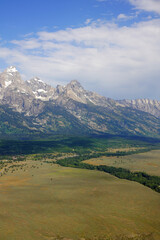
[33,77,44,83]
[6,66,18,73]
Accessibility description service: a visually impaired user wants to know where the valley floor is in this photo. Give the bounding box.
[0,157,160,240]
[84,149,160,176]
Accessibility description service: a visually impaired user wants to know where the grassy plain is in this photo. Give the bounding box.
[84,150,160,176]
[0,160,160,240]
[0,135,160,240]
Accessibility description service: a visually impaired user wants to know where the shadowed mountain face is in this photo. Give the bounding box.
[0,66,160,137]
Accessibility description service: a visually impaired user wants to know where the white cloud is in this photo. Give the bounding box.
[0,19,160,99]
[85,19,92,25]
[11,39,41,49]
[117,13,134,20]
[117,14,128,19]
[129,0,160,14]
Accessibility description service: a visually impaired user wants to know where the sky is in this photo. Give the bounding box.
[0,0,160,100]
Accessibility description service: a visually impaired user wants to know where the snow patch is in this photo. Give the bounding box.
[7,66,18,73]
[37,89,47,93]
[86,97,95,104]
[4,80,12,88]
[34,77,44,83]
[35,96,47,100]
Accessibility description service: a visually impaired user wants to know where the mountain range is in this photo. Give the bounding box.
[0,66,160,138]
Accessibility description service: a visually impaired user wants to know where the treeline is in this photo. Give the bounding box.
[97,165,160,193]
[84,147,152,159]
[56,155,160,193]
[56,148,149,166]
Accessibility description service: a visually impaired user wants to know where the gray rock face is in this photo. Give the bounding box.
[64,80,110,106]
[0,67,117,117]
[55,80,115,109]
[0,67,32,111]
[0,66,160,129]
[117,99,160,118]
[26,77,55,101]
[0,67,45,115]
[0,66,24,94]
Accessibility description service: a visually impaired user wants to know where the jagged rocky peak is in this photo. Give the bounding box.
[28,76,44,83]
[5,66,18,73]
[62,80,88,103]
[27,76,55,101]
[67,80,84,91]
[1,65,160,121]
[63,79,114,107]
[0,66,24,89]
[0,66,37,114]
[27,77,46,90]
[68,79,83,86]
[132,98,160,105]
[117,98,160,118]
[119,98,160,106]
[4,66,20,79]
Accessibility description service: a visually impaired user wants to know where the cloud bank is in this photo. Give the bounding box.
[0,19,160,99]
[129,0,160,14]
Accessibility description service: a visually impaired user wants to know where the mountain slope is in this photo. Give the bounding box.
[31,103,92,135]
[117,99,160,118]
[0,66,160,138]
[0,105,40,136]
[56,98,160,137]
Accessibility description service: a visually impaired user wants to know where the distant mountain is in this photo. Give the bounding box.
[117,99,160,118]
[0,66,160,138]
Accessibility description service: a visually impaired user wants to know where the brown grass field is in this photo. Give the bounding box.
[84,150,160,176]
[0,159,160,240]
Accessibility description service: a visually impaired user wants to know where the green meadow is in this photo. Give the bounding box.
[85,149,160,176]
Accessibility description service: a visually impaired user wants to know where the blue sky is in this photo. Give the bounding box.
[0,0,160,99]
[0,0,157,40]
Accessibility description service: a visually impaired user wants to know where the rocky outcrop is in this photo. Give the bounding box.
[117,99,160,118]
[26,77,55,101]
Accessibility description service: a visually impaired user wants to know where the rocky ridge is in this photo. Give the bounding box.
[117,99,160,118]
[0,66,160,137]
[0,66,116,115]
